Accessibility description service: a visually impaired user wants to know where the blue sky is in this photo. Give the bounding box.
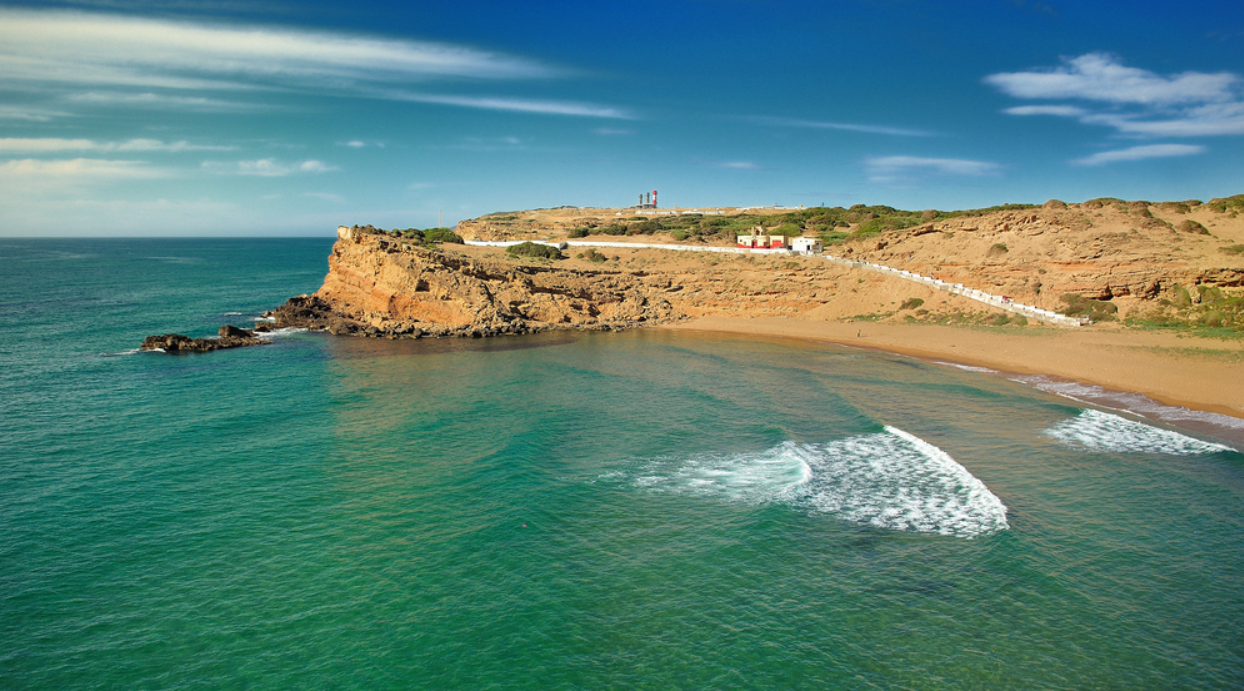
[2,0,1243,236]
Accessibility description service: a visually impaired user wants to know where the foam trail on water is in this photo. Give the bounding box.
[1045,409,1235,455]
[633,443,812,504]
[801,427,1009,538]
[629,429,1008,539]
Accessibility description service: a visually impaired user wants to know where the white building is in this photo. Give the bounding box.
[791,237,822,254]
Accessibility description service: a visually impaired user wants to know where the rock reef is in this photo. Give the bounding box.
[141,325,268,353]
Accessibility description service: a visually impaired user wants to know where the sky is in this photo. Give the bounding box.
[2,0,1243,236]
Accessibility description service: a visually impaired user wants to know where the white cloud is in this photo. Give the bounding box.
[751,116,933,137]
[865,156,999,182]
[1072,144,1206,166]
[391,92,634,119]
[302,191,346,203]
[67,91,254,111]
[1003,105,1088,117]
[0,9,558,95]
[985,53,1237,106]
[1084,102,1244,137]
[0,105,68,121]
[0,158,161,178]
[202,158,338,176]
[989,54,1244,138]
[592,127,634,135]
[0,137,234,153]
[715,161,762,170]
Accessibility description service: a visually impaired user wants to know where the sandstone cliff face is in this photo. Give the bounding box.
[296,231,682,336]
[844,203,1244,311]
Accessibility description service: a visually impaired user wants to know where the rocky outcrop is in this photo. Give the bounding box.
[285,233,682,338]
[141,325,268,353]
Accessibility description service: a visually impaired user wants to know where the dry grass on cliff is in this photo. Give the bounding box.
[453,197,1244,333]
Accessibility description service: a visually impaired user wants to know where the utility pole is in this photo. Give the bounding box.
[439,210,443,229]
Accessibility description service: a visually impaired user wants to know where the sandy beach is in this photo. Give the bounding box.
[660,316,1244,420]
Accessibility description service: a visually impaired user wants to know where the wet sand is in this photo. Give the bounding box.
[659,316,1244,420]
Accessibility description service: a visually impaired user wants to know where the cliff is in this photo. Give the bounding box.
[278,197,1244,337]
[275,228,682,337]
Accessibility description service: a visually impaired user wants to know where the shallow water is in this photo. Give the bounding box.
[2,239,1242,689]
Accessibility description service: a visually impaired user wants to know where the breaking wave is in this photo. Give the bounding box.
[1044,409,1235,455]
[629,427,1009,539]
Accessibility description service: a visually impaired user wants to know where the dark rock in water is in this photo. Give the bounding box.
[272,294,362,332]
[218,324,254,339]
[140,325,268,353]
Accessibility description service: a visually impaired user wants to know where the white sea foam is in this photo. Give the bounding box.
[223,311,243,316]
[254,327,306,340]
[1044,409,1235,455]
[1014,375,1244,433]
[934,361,998,374]
[632,428,1008,539]
[100,348,146,357]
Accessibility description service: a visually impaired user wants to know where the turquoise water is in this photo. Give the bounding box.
[2,239,1243,689]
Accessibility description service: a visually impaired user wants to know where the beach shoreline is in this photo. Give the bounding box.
[657,316,1244,421]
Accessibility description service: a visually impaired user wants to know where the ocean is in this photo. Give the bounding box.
[2,238,1242,689]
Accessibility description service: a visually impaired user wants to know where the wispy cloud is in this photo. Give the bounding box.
[0,137,234,153]
[439,136,527,152]
[985,53,1236,106]
[66,91,255,111]
[0,105,70,121]
[302,191,346,203]
[750,116,933,137]
[0,158,162,178]
[1003,105,1087,117]
[989,53,1244,137]
[865,156,999,182]
[592,128,635,135]
[715,161,762,170]
[202,158,338,176]
[1071,144,1206,166]
[0,9,562,105]
[390,92,634,119]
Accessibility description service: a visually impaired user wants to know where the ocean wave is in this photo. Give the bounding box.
[99,348,147,357]
[1044,409,1235,455]
[628,428,1009,539]
[1012,375,1244,434]
[934,361,998,374]
[255,327,306,340]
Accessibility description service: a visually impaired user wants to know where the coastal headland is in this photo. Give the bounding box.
[275,197,1244,417]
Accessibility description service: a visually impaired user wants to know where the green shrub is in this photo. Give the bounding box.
[568,227,590,238]
[670,229,690,241]
[423,227,463,244]
[900,297,924,310]
[506,242,563,260]
[1222,244,1244,255]
[1207,194,1244,214]
[1178,220,1209,235]
[1061,293,1118,321]
[1171,285,1193,307]
[582,248,607,263]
